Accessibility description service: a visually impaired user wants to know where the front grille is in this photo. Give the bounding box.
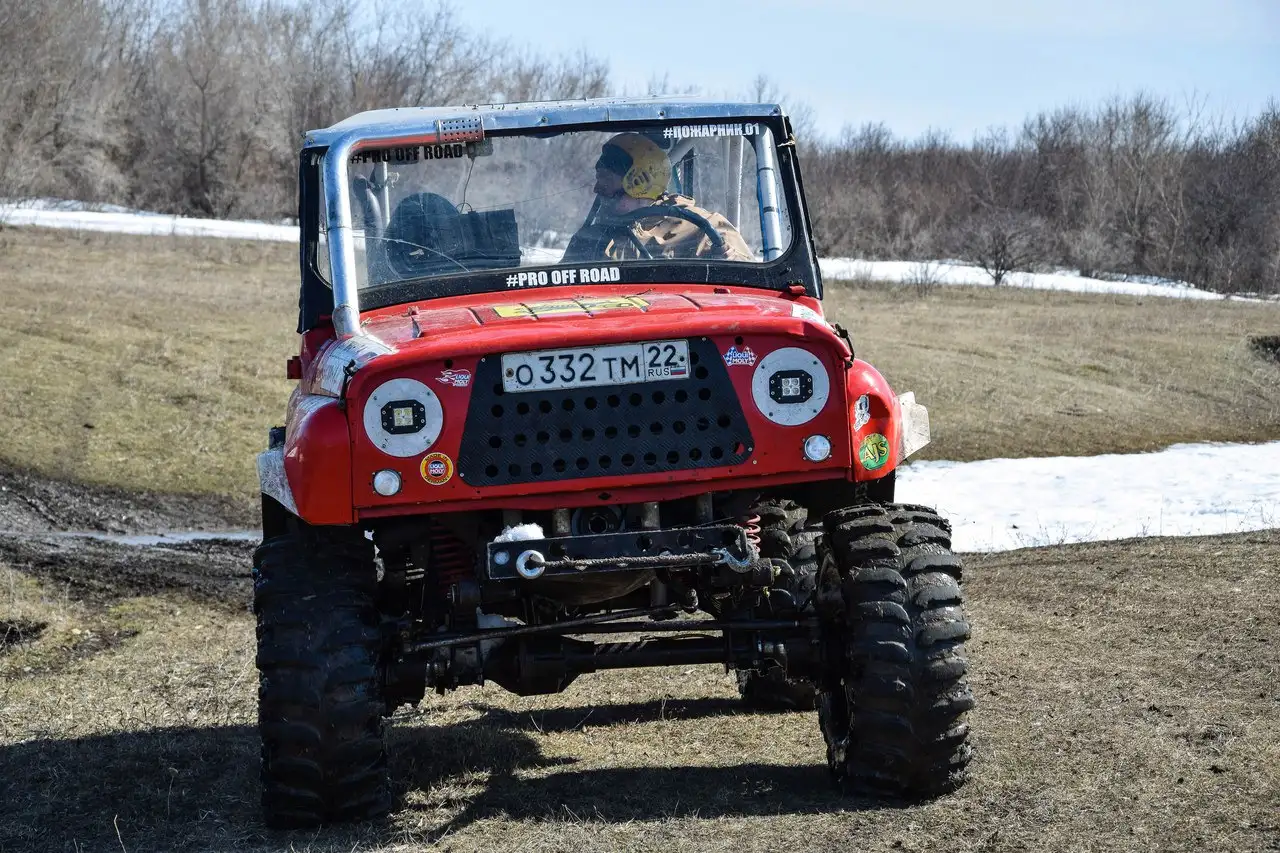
[457,338,753,487]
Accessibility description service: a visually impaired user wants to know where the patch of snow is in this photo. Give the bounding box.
[818,258,1235,301]
[0,199,297,242]
[1,197,143,215]
[898,441,1280,553]
[493,523,545,542]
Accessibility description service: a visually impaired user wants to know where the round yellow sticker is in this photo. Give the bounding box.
[420,452,454,486]
[858,433,891,471]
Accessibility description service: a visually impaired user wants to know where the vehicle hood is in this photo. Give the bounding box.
[358,287,841,360]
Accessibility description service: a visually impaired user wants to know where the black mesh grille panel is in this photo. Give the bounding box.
[458,338,753,487]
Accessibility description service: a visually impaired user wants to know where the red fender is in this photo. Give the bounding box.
[846,359,900,481]
[283,395,355,525]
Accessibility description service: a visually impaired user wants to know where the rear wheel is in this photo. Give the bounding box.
[737,499,820,711]
[253,522,390,828]
[816,503,973,797]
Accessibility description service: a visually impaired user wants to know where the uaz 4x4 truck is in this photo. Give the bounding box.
[254,98,973,828]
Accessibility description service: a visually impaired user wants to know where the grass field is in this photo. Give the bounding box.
[1,227,1277,518]
[1,531,1276,852]
[1,226,1278,852]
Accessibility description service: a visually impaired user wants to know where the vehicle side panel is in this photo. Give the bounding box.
[846,359,901,482]
[284,394,355,525]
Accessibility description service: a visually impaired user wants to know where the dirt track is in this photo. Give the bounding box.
[0,534,253,610]
[1,467,1278,853]
[0,465,253,608]
[0,465,252,536]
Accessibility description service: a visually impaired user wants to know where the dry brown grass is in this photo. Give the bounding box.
[0,229,295,514]
[1,531,1277,852]
[1,228,1278,519]
[825,279,1280,462]
[1,227,1277,850]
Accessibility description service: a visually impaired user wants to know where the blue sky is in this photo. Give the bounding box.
[454,0,1279,141]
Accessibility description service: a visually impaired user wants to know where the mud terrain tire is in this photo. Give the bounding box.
[253,524,389,828]
[737,499,820,711]
[816,503,973,797]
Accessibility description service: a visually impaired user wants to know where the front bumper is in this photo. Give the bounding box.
[899,391,931,459]
[485,524,755,580]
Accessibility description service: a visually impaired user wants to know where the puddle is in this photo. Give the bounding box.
[0,529,259,547]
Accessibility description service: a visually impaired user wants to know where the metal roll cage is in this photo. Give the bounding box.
[312,99,792,337]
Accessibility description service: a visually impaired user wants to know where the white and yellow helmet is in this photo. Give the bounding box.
[595,133,670,200]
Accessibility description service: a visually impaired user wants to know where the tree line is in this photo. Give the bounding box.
[805,97,1280,294]
[2,0,1276,294]
[0,0,609,220]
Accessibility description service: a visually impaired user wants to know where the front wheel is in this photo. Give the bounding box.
[816,503,974,797]
[253,522,390,828]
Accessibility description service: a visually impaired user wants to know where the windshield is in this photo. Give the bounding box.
[315,122,794,295]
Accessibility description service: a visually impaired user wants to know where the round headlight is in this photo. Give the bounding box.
[751,347,831,426]
[372,469,402,496]
[363,377,443,457]
[803,434,832,462]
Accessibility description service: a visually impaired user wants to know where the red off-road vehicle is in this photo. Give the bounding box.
[254,98,972,828]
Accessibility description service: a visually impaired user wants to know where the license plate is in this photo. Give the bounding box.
[501,340,689,393]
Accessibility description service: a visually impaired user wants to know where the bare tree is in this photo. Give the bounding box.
[1,0,1274,295]
[498,50,610,103]
[960,211,1044,285]
[0,0,137,202]
[740,74,817,143]
[127,0,285,215]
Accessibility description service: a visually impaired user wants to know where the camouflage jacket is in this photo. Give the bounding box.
[565,194,755,263]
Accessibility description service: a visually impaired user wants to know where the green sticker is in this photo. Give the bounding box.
[858,433,891,470]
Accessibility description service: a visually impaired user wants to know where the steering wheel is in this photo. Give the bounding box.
[593,204,729,260]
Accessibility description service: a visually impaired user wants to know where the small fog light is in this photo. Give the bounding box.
[372,469,402,496]
[803,434,832,462]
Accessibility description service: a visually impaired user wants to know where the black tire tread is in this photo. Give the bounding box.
[817,502,972,799]
[254,524,390,829]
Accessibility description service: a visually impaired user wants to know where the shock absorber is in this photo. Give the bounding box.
[428,519,473,587]
[739,513,762,552]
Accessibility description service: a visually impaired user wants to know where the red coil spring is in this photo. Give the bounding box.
[740,513,761,549]
[428,520,472,586]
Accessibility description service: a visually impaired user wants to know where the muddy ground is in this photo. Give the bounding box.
[0,465,254,609]
[0,465,252,537]
[0,466,1277,853]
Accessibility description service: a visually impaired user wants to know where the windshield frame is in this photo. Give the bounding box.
[297,106,820,335]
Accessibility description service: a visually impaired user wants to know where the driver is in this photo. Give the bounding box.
[563,132,754,262]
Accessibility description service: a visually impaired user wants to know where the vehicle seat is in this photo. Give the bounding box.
[383,192,466,278]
